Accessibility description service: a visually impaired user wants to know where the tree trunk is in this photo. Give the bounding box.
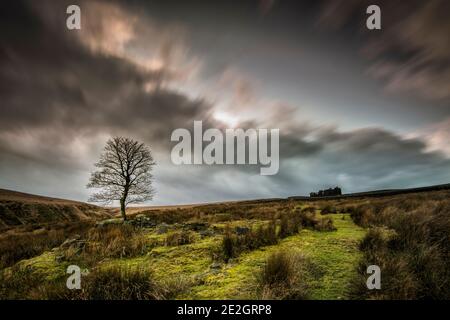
[120,198,127,221]
[121,180,130,221]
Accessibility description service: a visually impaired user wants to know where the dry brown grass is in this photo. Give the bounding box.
[1,189,448,300]
[0,264,194,300]
[257,250,320,300]
[165,230,196,246]
[216,209,336,262]
[347,191,450,299]
[60,224,150,265]
[0,221,94,269]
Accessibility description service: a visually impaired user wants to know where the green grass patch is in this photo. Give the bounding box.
[1,214,365,300]
[183,214,365,299]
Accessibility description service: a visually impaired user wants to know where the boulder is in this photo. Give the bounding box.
[156,223,170,234]
[128,215,157,228]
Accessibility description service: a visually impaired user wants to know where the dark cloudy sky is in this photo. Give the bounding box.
[1,0,449,205]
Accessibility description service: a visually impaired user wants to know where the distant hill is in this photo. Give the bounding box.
[116,184,450,216]
[0,189,112,229]
[288,183,450,201]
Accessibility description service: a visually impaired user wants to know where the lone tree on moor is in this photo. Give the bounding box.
[87,137,156,221]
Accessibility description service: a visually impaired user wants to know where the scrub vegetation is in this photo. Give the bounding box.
[0,190,448,300]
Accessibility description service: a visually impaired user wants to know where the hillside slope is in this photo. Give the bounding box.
[0,189,111,229]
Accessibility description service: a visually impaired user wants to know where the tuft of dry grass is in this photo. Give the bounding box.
[258,250,316,300]
[218,221,279,262]
[165,231,196,246]
[314,217,337,232]
[0,265,195,300]
[279,213,301,238]
[348,194,450,299]
[60,224,150,265]
[0,221,94,269]
[216,209,337,262]
[320,204,337,215]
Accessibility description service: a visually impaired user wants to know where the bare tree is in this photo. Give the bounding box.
[87,137,156,220]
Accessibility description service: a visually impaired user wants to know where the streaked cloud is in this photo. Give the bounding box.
[0,0,448,204]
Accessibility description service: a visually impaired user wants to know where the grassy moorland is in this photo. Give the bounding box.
[0,190,449,300]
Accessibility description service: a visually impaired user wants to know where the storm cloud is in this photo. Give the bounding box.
[0,0,449,204]
[319,0,450,102]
